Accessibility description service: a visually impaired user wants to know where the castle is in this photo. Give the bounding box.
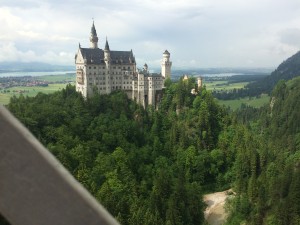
[75,22,172,108]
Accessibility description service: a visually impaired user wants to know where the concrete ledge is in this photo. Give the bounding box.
[0,106,119,225]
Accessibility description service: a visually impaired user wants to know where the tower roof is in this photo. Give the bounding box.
[79,48,135,64]
[163,50,170,55]
[91,21,97,37]
[104,37,110,51]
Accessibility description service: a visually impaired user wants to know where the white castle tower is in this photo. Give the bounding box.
[161,50,172,79]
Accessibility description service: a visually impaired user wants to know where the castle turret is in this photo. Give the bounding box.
[143,63,148,73]
[197,77,203,89]
[161,50,172,79]
[89,21,98,48]
[104,37,110,64]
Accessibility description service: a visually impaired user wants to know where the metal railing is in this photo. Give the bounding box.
[0,106,119,225]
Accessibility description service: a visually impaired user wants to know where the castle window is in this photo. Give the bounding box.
[89,66,91,69]
[94,67,96,69]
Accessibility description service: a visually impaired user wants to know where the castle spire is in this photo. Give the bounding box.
[91,20,97,36]
[104,36,110,51]
[104,36,111,64]
[89,20,98,49]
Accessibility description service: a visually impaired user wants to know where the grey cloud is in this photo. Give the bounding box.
[280,28,300,47]
[1,0,300,68]
[0,0,40,8]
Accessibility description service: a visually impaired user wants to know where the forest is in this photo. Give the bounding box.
[1,74,300,224]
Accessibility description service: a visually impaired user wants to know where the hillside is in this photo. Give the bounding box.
[6,79,232,225]
[214,51,300,101]
[4,76,300,225]
[247,51,300,94]
[225,76,300,224]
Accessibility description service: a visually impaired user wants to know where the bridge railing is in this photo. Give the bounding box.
[0,106,119,225]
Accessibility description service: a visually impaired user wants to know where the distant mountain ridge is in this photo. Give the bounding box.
[0,62,73,72]
[247,51,300,93]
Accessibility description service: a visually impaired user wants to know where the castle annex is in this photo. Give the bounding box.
[75,22,172,108]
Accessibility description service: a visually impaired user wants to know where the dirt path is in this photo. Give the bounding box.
[203,189,231,225]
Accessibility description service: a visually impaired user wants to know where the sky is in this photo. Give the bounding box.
[1,0,300,69]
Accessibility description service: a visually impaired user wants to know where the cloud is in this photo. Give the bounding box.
[0,0,300,68]
[0,42,73,65]
[279,28,300,48]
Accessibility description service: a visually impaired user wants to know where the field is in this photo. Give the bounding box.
[0,84,68,105]
[205,80,270,110]
[0,74,75,105]
[218,94,270,110]
[205,81,249,91]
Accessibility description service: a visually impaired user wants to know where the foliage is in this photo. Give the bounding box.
[225,77,300,224]
[7,75,300,224]
[7,80,230,225]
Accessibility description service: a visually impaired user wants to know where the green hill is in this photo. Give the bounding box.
[6,80,229,225]
[247,51,300,94]
[225,76,300,224]
[4,74,300,224]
